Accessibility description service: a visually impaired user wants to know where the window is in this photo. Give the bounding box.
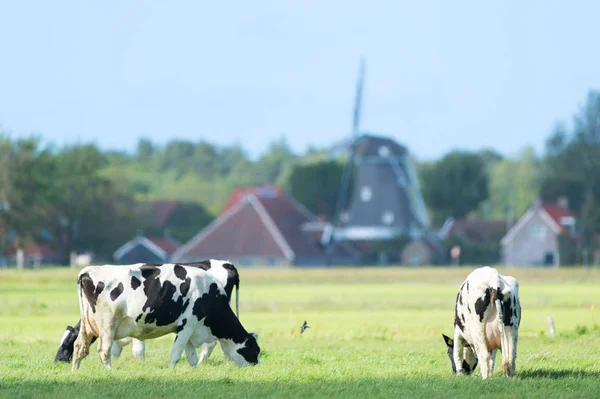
[529,224,547,240]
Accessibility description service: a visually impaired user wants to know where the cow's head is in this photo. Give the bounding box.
[442,334,478,375]
[221,331,260,367]
[54,326,78,363]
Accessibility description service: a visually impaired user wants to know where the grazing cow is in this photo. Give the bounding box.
[54,259,240,363]
[71,262,258,370]
[442,266,521,379]
[54,260,240,364]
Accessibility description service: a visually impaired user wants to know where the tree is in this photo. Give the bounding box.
[581,192,600,253]
[285,160,345,219]
[50,144,140,260]
[255,137,296,184]
[0,136,56,265]
[487,146,541,220]
[420,151,489,225]
[540,90,600,230]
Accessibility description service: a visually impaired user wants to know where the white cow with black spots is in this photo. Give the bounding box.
[71,263,259,370]
[442,266,521,379]
[54,260,240,364]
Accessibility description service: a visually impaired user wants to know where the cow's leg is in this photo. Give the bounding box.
[132,339,146,360]
[199,341,217,363]
[452,331,466,375]
[501,326,518,377]
[185,340,199,367]
[111,337,132,359]
[72,328,94,371]
[97,316,119,369]
[490,349,498,374]
[170,324,194,368]
[472,339,491,379]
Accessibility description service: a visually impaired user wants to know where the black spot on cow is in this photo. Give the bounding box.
[474,288,491,322]
[458,291,463,305]
[140,264,160,280]
[142,267,190,327]
[467,304,472,313]
[79,273,105,313]
[180,277,191,297]
[135,313,144,322]
[185,260,212,271]
[454,291,465,331]
[182,260,239,299]
[192,283,249,344]
[110,282,124,301]
[466,281,469,293]
[501,297,513,326]
[454,309,465,332]
[174,264,187,280]
[131,276,141,290]
[176,318,187,334]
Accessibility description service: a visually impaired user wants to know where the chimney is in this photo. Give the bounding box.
[557,196,569,209]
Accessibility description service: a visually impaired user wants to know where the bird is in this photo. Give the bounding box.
[301,320,310,334]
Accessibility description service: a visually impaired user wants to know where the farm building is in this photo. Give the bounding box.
[172,186,359,266]
[113,234,180,264]
[500,197,576,267]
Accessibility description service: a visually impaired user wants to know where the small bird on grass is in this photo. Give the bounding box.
[301,320,310,334]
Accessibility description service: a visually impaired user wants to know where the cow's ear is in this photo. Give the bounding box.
[442,334,453,347]
[250,331,258,340]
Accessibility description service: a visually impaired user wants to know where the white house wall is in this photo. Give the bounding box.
[502,211,559,266]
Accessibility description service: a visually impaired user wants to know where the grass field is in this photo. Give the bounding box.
[1,266,600,398]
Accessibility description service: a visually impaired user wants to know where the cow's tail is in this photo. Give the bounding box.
[235,280,240,319]
[76,271,95,336]
[493,274,514,377]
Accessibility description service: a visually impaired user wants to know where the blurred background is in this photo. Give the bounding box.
[1,0,600,269]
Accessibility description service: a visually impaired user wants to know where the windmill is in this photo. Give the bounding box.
[322,59,431,254]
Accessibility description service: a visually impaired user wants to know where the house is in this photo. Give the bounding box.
[400,236,445,265]
[439,218,507,243]
[437,217,507,265]
[172,186,359,266]
[113,234,181,264]
[500,197,575,267]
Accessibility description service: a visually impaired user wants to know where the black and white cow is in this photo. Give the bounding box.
[55,260,240,364]
[442,266,521,379]
[70,262,258,370]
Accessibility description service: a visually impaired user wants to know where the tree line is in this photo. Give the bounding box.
[1,90,599,264]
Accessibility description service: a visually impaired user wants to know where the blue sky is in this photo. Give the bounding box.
[1,1,599,161]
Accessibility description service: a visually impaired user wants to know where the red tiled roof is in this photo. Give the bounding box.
[175,197,287,260]
[221,186,283,215]
[146,237,180,254]
[543,204,575,229]
[446,219,506,243]
[24,242,56,257]
[174,188,354,262]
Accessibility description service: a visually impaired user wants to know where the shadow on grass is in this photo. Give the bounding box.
[2,374,600,399]
[519,369,600,379]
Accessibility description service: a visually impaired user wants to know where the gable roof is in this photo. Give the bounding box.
[113,235,180,261]
[221,186,283,215]
[135,200,179,227]
[173,188,355,263]
[441,218,506,243]
[500,203,575,245]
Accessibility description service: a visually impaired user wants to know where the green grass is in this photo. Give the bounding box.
[1,266,600,398]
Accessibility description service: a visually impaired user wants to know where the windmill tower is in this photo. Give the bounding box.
[323,59,430,253]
